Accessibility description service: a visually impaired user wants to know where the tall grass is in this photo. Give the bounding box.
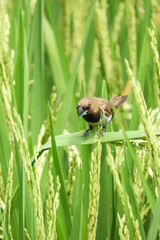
[1,0,160,239]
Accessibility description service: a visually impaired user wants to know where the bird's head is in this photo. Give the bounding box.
[76,97,91,118]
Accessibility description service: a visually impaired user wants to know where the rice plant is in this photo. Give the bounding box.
[1,0,160,239]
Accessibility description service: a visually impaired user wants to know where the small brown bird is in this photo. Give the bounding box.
[77,95,127,137]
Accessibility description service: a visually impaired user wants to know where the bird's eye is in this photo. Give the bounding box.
[86,104,90,110]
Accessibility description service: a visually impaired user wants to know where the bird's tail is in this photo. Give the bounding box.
[109,95,128,109]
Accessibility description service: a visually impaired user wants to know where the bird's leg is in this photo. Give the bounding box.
[98,125,106,138]
[83,125,93,138]
[102,125,106,135]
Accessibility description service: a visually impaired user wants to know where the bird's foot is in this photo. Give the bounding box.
[83,126,93,139]
[83,129,90,138]
[98,127,106,138]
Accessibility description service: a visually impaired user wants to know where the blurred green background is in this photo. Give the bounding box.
[1,0,160,239]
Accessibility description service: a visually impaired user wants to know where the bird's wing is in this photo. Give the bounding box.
[109,95,127,109]
[98,99,113,116]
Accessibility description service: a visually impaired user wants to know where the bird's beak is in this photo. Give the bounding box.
[77,106,87,117]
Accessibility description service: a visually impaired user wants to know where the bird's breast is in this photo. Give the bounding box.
[102,114,113,125]
[87,112,113,127]
[82,111,100,123]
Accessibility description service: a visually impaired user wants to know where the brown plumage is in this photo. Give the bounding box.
[77,95,128,137]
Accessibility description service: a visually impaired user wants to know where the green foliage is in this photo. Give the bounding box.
[1,0,160,239]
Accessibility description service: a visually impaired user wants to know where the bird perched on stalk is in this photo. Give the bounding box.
[77,95,127,138]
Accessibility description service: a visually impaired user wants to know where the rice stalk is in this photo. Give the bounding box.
[2,152,13,240]
[60,0,71,57]
[87,135,102,240]
[125,0,137,76]
[70,0,89,96]
[148,22,160,110]
[13,108,46,239]
[93,0,113,90]
[151,0,160,22]
[106,145,125,207]
[133,108,160,215]
[0,164,4,202]
[65,144,81,210]
[112,2,125,44]
[113,44,124,95]
[24,228,31,240]
[87,39,100,96]
[46,156,60,240]
[0,57,46,238]
[125,59,160,187]
[118,214,130,240]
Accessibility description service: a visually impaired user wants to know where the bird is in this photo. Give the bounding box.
[77,95,128,138]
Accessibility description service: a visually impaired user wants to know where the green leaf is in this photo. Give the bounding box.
[23,31,29,135]
[43,17,67,96]
[0,97,11,186]
[9,0,20,52]
[30,0,44,145]
[38,129,160,151]
[14,11,24,118]
[97,145,113,240]
[147,194,160,240]
[71,170,82,240]
[48,105,71,238]
[101,80,108,100]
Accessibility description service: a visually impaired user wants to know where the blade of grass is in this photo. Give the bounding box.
[10,44,35,239]
[9,0,20,52]
[19,29,29,240]
[18,159,25,240]
[43,17,67,96]
[71,170,82,240]
[55,0,97,135]
[30,0,44,145]
[0,97,11,187]
[49,105,71,238]
[101,80,108,100]
[80,197,87,240]
[39,129,160,151]
[23,1,30,33]
[14,11,24,118]
[79,144,90,232]
[23,31,29,135]
[147,194,160,240]
[97,145,113,240]
[44,0,70,94]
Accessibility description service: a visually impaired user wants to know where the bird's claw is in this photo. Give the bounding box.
[83,126,106,139]
[98,127,105,138]
[98,131,103,138]
[83,126,93,139]
[83,129,90,139]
